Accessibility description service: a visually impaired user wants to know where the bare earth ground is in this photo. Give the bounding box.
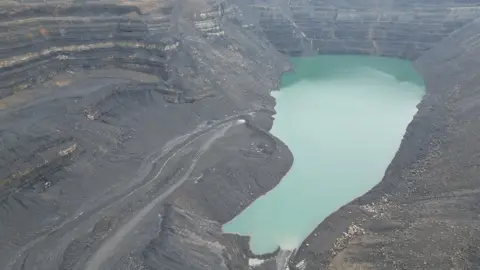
[2,0,480,269]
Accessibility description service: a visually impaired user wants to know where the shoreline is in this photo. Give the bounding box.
[289,18,480,270]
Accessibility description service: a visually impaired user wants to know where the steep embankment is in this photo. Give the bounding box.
[238,0,480,58]
[2,0,480,269]
[0,0,293,269]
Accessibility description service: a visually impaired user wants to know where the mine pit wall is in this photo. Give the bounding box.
[234,0,480,59]
[0,0,293,269]
[2,0,480,269]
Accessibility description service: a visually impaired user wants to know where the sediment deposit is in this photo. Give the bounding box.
[2,0,480,269]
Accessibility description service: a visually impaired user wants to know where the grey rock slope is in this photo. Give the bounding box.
[237,0,480,58]
[0,0,292,269]
[3,0,480,269]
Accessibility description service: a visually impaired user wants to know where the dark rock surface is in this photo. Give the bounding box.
[2,0,480,269]
[236,0,480,58]
[0,0,292,269]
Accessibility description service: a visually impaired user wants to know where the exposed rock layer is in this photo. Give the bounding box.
[2,0,480,269]
[0,0,292,269]
[235,0,480,58]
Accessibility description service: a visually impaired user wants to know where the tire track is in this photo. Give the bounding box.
[4,112,252,270]
[85,119,244,270]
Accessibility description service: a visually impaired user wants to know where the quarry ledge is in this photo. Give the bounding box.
[2,0,480,269]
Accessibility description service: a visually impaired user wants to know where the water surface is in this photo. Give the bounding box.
[223,55,425,254]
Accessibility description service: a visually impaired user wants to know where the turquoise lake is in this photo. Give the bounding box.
[223,55,425,254]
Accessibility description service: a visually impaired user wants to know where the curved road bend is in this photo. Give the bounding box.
[85,119,245,270]
[5,113,251,270]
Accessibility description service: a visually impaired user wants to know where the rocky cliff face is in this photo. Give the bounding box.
[0,0,293,269]
[2,0,480,269]
[236,0,480,58]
